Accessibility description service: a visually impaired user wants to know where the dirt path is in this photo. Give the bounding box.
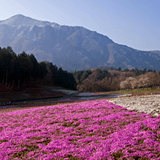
[109,94,160,117]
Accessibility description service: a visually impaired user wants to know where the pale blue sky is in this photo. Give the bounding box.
[0,0,160,51]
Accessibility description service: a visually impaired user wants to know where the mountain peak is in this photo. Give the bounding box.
[11,14,31,20]
[1,14,33,26]
[12,14,26,18]
[0,14,59,27]
[0,15,160,72]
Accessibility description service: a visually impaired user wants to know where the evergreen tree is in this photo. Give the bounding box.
[118,67,121,71]
[143,68,147,74]
[38,62,48,79]
[29,54,40,80]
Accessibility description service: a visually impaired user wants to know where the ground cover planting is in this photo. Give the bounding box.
[0,99,160,159]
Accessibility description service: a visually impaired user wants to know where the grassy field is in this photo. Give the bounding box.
[115,87,160,94]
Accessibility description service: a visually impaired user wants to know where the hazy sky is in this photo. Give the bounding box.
[0,0,160,51]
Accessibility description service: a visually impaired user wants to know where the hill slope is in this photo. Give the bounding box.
[0,14,160,72]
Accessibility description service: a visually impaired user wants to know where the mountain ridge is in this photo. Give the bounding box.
[0,14,160,72]
[0,14,59,27]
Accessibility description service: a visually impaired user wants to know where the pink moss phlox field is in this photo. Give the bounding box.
[0,99,160,160]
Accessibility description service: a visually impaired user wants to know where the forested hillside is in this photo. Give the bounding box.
[72,67,160,92]
[0,47,77,92]
[1,46,159,93]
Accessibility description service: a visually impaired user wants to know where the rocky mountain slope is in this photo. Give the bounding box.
[0,14,160,72]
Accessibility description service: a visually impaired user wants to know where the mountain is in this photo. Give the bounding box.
[0,14,160,72]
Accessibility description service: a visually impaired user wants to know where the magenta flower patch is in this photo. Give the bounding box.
[0,99,160,159]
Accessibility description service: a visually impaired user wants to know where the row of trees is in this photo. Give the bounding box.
[75,68,121,92]
[77,76,120,92]
[120,72,160,90]
[114,67,156,76]
[73,67,157,85]
[72,70,93,84]
[96,68,111,80]
[0,47,77,91]
[75,67,160,92]
[1,46,158,92]
[72,68,111,84]
[44,61,77,90]
[0,47,48,89]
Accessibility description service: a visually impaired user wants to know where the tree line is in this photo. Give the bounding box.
[0,47,77,91]
[1,46,158,92]
[72,67,160,92]
[0,46,48,89]
[44,61,77,90]
[117,67,156,76]
[72,67,156,85]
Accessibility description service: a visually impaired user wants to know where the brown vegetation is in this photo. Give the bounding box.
[120,72,160,90]
[76,69,160,92]
[77,70,123,92]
